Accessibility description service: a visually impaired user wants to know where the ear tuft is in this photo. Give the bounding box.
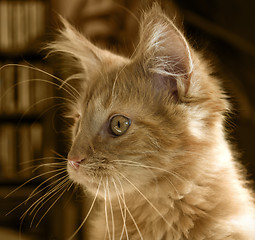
[135,4,193,98]
[46,16,128,78]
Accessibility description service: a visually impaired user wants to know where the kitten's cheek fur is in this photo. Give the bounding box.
[67,164,81,183]
[67,165,105,197]
[67,163,89,185]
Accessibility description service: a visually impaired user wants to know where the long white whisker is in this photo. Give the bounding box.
[67,177,102,240]
[116,178,143,240]
[31,162,66,173]
[6,171,67,217]
[0,78,77,102]
[104,182,111,240]
[32,172,68,200]
[51,151,68,160]
[114,160,187,183]
[114,161,158,181]
[24,176,68,218]
[30,102,73,125]
[35,180,73,228]
[0,63,81,97]
[107,178,115,240]
[116,178,129,239]
[112,178,129,240]
[59,73,83,93]
[118,172,172,229]
[5,168,66,198]
[19,176,68,226]
[28,169,67,202]
[29,178,70,227]
[18,162,65,176]
[19,156,66,165]
[27,177,69,218]
[20,96,76,117]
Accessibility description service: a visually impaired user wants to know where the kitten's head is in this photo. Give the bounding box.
[50,5,228,199]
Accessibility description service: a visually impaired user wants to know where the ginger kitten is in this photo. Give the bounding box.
[49,4,255,240]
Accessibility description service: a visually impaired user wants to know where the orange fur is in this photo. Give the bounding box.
[50,4,255,240]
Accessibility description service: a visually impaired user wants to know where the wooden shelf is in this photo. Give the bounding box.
[0,39,49,62]
[0,114,43,123]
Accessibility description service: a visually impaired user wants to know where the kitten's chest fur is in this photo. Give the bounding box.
[89,176,255,240]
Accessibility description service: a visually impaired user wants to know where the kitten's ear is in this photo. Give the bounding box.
[136,5,193,99]
[47,17,127,77]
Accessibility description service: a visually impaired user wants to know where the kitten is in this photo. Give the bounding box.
[49,4,255,240]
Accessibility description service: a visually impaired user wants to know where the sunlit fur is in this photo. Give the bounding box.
[49,4,255,240]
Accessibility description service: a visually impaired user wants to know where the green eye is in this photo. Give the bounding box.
[110,115,131,136]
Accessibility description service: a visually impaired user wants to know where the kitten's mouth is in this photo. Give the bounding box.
[68,159,84,170]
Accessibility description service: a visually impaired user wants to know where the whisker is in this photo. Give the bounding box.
[28,178,70,226]
[51,151,68,160]
[18,162,65,176]
[19,156,65,165]
[5,168,66,198]
[28,168,67,200]
[63,181,76,209]
[26,176,69,217]
[28,173,67,205]
[19,176,69,224]
[104,182,111,240]
[18,161,65,175]
[114,160,187,183]
[107,178,115,240]
[67,177,102,240]
[31,162,66,173]
[118,172,172,229]
[112,178,129,240]
[20,96,76,117]
[5,171,67,217]
[0,78,77,103]
[0,63,81,97]
[116,177,143,240]
[113,160,158,180]
[35,180,72,228]
[59,73,83,93]
[31,102,71,124]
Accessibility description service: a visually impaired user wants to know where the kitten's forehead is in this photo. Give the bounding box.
[82,58,134,106]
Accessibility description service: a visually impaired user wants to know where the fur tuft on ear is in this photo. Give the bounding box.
[135,4,193,98]
[46,16,128,78]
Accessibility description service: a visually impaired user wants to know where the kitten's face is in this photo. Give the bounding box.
[67,63,189,198]
[52,6,226,199]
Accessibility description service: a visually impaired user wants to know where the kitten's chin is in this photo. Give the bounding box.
[67,165,107,198]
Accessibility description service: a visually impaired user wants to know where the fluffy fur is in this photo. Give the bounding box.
[50,5,255,240]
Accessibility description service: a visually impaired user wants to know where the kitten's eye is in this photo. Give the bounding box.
[110,115,131,136]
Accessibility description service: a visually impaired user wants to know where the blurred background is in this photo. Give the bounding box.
[0,0,254,239]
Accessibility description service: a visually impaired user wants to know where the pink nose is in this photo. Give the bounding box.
[67,156,84,170]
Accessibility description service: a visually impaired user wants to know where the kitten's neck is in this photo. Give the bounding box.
[94,159,254,240]
[100,178,199,240]
[90,139,255,240]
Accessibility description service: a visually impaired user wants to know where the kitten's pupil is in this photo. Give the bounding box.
[110,115,131,136]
